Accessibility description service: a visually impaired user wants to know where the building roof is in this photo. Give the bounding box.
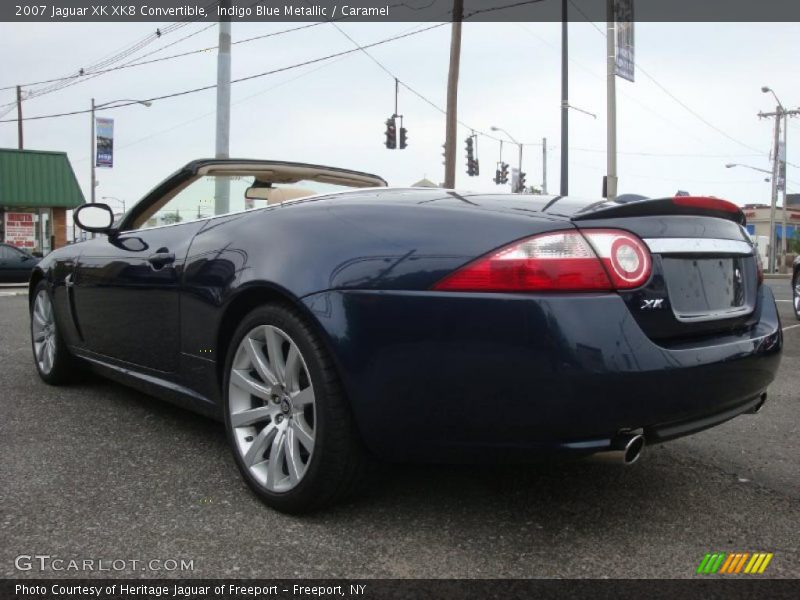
[0,148,86,209]
[411,177,439,188]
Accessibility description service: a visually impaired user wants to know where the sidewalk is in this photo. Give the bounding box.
[0,284,27,297]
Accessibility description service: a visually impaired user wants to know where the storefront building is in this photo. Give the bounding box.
[743,203,800,243]
[0,148,85,255]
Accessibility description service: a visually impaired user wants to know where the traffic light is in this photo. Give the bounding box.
[518,171,527,192]
[384,117,397,149]
[399,127,408,149]
[500,162,509,184]
[494,167,502,185]
[465,136,475,176]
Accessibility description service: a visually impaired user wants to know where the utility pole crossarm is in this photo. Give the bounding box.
[759,109,800,118]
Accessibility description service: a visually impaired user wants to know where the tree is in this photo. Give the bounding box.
[161,211,183,225]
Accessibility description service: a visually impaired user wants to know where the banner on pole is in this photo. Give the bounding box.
[95,117,114,168]
[614,0,635,82]
[777,140,786,192]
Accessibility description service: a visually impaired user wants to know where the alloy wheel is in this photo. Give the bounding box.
[795,277,800,317]
[228,324,316,493]
[32,290,56,375]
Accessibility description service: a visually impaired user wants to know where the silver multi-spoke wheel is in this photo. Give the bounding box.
[228,324,316,493]
[794,277,800,317]
[32,289,57,375]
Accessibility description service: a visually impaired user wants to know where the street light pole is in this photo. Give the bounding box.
[768,108,781,273]
[102,196,126,213]
[605,0,618,200]
[560,0,568,196]
[16,85,23,149]
[542,137,547,194]
[215,0,232,215]
[90,97,96,204]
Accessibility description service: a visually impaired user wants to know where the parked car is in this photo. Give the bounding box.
[0,242,39,282]
[793,255,800,320]
[28,159,783,513]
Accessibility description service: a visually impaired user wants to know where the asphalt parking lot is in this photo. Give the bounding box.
[1,281,798,579]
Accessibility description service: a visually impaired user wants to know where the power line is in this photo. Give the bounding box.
[70,22,437,162]
[0,0,440,95]
[321,0,549,144]
[0,23,448,124]
[1,24,219,108]
[0,0,541,125]
[15,21,202,98]
[0,0,231,98]
[0,22,318,98]
[566,0,768,156]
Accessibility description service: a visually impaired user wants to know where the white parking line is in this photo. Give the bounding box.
[776,299,791,303]
[783,324,800,332]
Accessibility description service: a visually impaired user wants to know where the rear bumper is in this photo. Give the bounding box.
[302,285,782,462]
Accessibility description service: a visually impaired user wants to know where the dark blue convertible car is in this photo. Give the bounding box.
[29,159,782,512]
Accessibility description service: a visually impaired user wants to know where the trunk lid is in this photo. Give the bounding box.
[564,196,759,342]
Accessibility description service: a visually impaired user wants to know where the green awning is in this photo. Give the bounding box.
[0,148,86,209]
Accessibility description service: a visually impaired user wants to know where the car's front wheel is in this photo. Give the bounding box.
[30,281,74,384]
[793,272,800,320]
[222,304,366,513]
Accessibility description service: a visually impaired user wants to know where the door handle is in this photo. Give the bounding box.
[147,251,175,268]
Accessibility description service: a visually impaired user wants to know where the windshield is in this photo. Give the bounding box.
[133,165,385,231]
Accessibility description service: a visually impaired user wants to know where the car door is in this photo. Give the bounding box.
[71,220,207,373]
[0,244,33,282]
[0,244,12,281]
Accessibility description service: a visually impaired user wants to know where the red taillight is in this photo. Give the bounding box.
[672,196,740,214]
[432,229,651,292]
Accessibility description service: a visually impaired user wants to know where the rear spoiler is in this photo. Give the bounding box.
[570,196,746,226]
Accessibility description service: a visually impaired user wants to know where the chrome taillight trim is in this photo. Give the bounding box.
[643,238,753,256]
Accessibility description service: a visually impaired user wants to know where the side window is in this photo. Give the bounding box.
[138,176,254,230]
[0,246,12,259]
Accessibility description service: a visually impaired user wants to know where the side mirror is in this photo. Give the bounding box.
[74,203,115,233]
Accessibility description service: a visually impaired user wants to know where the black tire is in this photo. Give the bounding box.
[793,272,800,320]
[222,303,367,513]
[30,281,74,385]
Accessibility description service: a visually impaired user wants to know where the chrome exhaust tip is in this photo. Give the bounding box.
[745,393,767,415]
[590,433,646,465]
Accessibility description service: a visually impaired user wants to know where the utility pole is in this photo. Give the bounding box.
[16,85,23,149]
[759,105,800,272]
[605,0,618,200]
[560,0,568,195]
[443,0,463,189]
[542,137,548,194]
[214,0,232,215]
[782,113,789,269]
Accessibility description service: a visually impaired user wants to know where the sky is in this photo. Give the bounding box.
[1,18,799,211]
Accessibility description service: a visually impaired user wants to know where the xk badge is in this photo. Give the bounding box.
[641,298,665,310]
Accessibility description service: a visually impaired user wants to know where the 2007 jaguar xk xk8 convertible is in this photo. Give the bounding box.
[29,159,782,512]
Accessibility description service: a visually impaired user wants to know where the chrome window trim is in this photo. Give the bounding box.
[644,238,753,256]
